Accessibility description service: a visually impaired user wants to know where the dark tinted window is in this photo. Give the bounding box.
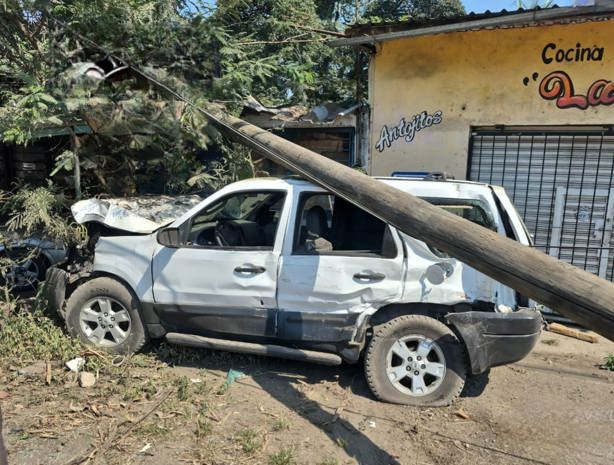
[294,193,397,258]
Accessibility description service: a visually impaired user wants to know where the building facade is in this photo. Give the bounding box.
[336,4,614,281]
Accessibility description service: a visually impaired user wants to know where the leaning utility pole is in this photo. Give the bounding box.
[55,19,613,340]
[205,111,614,341]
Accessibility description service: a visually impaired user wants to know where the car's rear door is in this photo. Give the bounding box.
[276,192,404,343]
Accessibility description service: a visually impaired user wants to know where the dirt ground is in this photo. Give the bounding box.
[1,329,613,465]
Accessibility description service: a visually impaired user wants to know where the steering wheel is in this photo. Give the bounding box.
[214,220,244,247]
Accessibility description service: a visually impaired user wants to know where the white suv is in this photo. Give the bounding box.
[46,176,542,406]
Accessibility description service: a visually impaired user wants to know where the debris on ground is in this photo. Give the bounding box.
[222,368,244,391]
[139,443,153,455]
[78,371,96,388]
[546,322,599,343]
[65,357,85,373]
[17,361,46,377]
[1,332,613,465]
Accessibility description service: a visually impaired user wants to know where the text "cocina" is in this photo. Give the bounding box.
[542,42,604,64]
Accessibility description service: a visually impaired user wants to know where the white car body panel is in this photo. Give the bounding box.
[89,177,531,329]
[94,235,157,302]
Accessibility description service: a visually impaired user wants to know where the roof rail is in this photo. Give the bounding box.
[390,171,454,181]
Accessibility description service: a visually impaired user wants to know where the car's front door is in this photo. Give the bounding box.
[151,189,288,337]
[276,193,405,343]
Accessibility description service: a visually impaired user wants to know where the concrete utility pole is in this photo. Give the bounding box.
[206,111,614,341]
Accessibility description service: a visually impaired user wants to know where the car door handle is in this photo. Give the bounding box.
[234,265,266,274]
[354,272,385,281]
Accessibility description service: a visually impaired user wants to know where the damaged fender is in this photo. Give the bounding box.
[446,309,543,374]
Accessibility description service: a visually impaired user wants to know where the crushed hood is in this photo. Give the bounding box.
[71,195,202,234]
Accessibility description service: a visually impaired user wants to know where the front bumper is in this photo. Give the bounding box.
[446,309,542,375]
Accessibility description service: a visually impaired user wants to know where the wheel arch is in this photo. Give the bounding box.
[365,302,473,367]
[66,271,134,300]
[368,302,459,327]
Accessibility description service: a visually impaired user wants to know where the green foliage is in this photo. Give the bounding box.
[188,143,261,191]
[272,415,290,431]
[175,375,191,401]
[50,150,74,176]
[236,427,264,454]
[602,354,614,371]
[268,447,296,465]
[364,0,465,22]
[316,0,465,24]
[0,0,466,196]
[319,458,339,465]
[0,1,250,195]
[212,0,355,105]
[122,378,159,401]
[1,185,86,245]
[0,304,83,364]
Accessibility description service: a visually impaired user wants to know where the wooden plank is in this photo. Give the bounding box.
[546,322,599,343]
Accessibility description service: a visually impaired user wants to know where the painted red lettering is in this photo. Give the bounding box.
[539,71,588,110]
[587,79,608,106]
[600,81,614,105]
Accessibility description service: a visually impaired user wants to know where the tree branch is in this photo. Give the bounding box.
[235,37,328,46]
[291,24,347,38]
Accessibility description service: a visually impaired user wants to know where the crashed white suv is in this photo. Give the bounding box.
[46,176,542,406]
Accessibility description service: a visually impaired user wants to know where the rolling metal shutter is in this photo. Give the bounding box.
[469,130,614,282]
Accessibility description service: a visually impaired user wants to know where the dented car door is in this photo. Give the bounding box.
[151,189,289,337]
[276,193,404,342]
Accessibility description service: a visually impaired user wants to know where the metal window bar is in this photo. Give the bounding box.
[469,130,614,283]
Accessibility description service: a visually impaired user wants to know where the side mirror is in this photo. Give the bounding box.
[156,227,182,248]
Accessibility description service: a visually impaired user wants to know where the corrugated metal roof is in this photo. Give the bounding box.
[330,3,614,47]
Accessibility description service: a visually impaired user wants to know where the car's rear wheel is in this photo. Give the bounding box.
[65,277,148,354]
[364,315,468,406]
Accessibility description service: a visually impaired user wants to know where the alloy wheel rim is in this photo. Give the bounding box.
[385,335,446,397]
[79,297,132,347]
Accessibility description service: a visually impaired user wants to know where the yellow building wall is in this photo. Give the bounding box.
[369,19,614,178]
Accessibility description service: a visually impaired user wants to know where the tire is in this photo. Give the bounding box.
[65,277,148,354]
[364,315,468,406]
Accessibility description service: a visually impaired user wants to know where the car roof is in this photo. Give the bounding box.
[229,175,495,195]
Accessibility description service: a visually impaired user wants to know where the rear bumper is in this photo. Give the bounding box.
[446,309,542,375]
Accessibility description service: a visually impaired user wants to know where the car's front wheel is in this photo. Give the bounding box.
[364,315,468,406]
[65,277,148,354]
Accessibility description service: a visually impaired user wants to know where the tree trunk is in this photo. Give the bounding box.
[203,110,614,341]
[68,126,81,198]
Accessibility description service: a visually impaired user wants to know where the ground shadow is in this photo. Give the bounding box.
[461,369,490,398]
[151,344,400,465]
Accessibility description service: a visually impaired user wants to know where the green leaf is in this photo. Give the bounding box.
[50,150,74,177]
[46,116,65,126]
